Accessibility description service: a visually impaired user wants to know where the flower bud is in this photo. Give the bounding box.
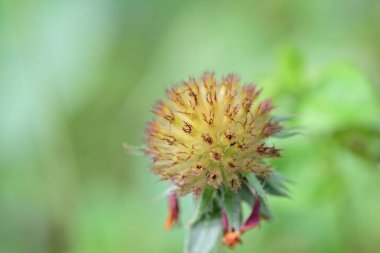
[145,72,282,195]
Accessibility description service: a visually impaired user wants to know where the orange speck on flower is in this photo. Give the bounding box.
[221,196,262,248]
[223,230,241,248]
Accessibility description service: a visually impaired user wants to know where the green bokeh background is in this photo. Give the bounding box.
[1,0,380,252]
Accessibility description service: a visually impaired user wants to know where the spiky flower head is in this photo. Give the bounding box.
[146,72,282,195]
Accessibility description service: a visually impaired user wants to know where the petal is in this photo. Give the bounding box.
[164,192,180,229]
[240,196,261,233]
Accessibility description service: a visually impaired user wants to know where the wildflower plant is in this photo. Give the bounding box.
[130,72,293,252]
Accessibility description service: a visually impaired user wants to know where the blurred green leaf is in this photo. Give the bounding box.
[246,174,267,201]
[261,171,290,197]
[271,115,297,122]
[189,187,215,224]
[155,185,179,201]
[333,126,380,167]
[222,189,242,230]
[259,198,273,220]
[239,183,254,206]
[123,143,146,156]
[300,64,380,133]
[184,217,222,253]
[273,129,301,139]
[239,184,273,220]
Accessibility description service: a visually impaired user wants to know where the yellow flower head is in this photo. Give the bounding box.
[145,72,282,195]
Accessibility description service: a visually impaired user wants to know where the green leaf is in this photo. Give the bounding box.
[299,64,380,133]
[238,183,254,206]
[222,189,242,230]
[259,198,273,220]
[261,172,290,197]
[271,114,297,122]
[154,185,178,201]
[189,187,215,224]
[273,130,300,138]
[123,143,146,156]
[239,183,273,220]
[184,217,222,253]
[246,174,267,201]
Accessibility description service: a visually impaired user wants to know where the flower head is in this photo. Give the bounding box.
[133,72,294,251]
[145,72,282,195]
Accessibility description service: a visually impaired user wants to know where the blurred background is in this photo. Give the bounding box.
[1,0,380,252]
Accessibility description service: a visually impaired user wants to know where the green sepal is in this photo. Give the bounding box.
[271,114,297,122]
[189,186,215,225]
[239,183,273,220]
[260,171,290,197]
[154,185,179,201]
[185,197,222,253]
[239,183,254,206]
[123,143,146,156]
[221,188,242,230]
[259,198,273,220]
[246,173,267,201]
[184,216,222,253]
[273,128,301,138]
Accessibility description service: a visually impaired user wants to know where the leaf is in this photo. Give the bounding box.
[271,114,297,122]
[246,174,267,201]
[238,183,254,206]
[239,184,273,220]
[273,128,302,138]
[259,198,273,220]
[123,143,146,156]
[154,185,179,201]
[184,217,222,253]
[189,187,215,224]
[261,171,290,197]
[299,64,380,133]
[222,189,242,231]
